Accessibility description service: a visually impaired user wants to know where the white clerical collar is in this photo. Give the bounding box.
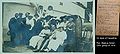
[15,17,18,19]
[34,18,39,21]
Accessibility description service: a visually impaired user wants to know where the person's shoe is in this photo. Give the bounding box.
[10,46,16,48]
[9,45,16,48]
[44,49,49,52]
[33,49,39,52]
[39,50,45,52]
[27,46,36,50]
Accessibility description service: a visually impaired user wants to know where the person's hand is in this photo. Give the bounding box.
[61,43,67,46]
[45,34,48,36]
[53,37,56,40]
[7,31,10,36]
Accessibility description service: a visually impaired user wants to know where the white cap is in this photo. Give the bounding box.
[44,24,49,27]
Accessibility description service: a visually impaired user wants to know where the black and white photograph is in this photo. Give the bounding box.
[2,0,94,53]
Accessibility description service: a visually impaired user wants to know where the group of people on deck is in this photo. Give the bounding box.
[8,12,77,52]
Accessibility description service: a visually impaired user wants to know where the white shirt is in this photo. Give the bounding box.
[89,13,93,22]
[26,18,34,30]
[34,17,40,22]
[48,30,67,51]
[60,21,69,30]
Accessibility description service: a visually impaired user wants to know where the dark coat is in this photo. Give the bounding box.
[30,19,43,36]
[9,17,21,36]
[8,17,22,46]
[20,17,31,45]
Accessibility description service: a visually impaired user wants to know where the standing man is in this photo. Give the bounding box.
[22,12,34,45]
[30,14,43,37]
[65,18,76,51]
[8,13,20,47]
[15,13,24,46]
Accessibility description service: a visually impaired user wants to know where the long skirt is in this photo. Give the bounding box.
[29,36,44,48]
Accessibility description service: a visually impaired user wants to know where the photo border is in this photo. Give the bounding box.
[0,0,95,54]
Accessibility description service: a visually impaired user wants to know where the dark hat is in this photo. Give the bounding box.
[60,15,67,20]
[28,16,33,19]
[19,13,23,15]
[45,15,53,20]
[34,14,39,17]
[25,12,30,15]
[15,13,19,16]
[28,16,33,18]
[38,5,43,9]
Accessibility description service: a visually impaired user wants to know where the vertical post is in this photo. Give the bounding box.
[75,16,83,51]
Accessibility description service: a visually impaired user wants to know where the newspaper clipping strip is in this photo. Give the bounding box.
[96,0,119,36]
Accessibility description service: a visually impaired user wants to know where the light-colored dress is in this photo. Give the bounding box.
[29,29,50,49]
[60,21,69,30]
[47,30,67,51]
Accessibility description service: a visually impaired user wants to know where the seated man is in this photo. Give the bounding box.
[29,24,51,51]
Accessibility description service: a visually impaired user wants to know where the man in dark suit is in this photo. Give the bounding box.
[30,14,43,37]
[15,13,24,46]
[21,12,32,45]
[8,13,20,47]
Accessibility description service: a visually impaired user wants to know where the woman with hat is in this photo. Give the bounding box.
[60,18,69,31]
[44,24,67,52]
[65,17,76,51]
[29,24,51,52]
